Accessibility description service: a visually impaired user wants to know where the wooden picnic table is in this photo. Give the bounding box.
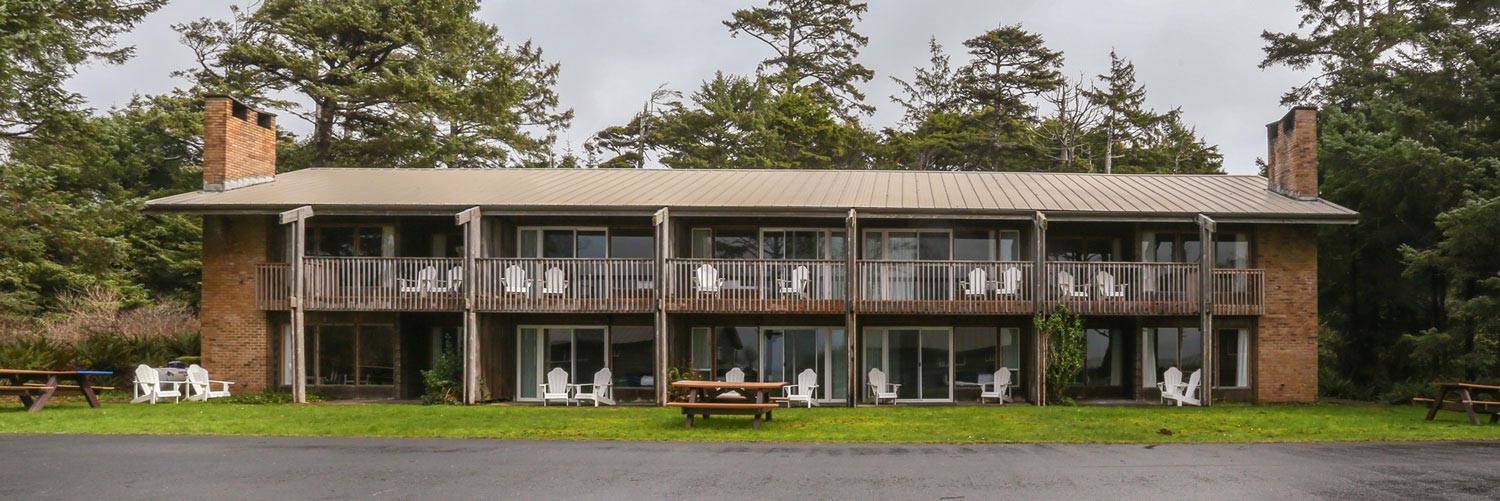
[0,369,114,413]
[1419,382,1500,425]
[666,380,785,429]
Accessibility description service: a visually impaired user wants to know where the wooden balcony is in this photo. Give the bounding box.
[664,259,846,314]
[255,263,291,310]
[857,261,1034,315]
[303,257,465,312]
[1211,268,1265,315]
[473,258,655,313]
[1042,262,1200,315]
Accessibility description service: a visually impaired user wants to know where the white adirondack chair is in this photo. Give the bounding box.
[398,266,438,293]
[1096,271,1128,298]
[541,266,569,295]
[131,364,183,404]
[777,265,810,297]
[719,367,746,399]
[538,367,572,406]
[960,267,993,297]
[184,364,234,401]
[571,368,614,406]
[434,266,463,292]
[867,368,900,405]
[996,266,1023,296]
[1057,271,1089,298]
[503,265,533,294]
[979,368,1012,404]
[694,264,725,293]
[782,368,819,408]
[1156,366,1184,405]
[1165,369,1204,407]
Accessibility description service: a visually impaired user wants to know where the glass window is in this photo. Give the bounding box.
[609,228,654,259]
[762,231,786,259]
[829,328,848,400]
[542,230,575,258]
[690,228,711,258]
[1152,327,1178,386]
[888,232,918,260]
[690,327,712,372]
[953,230,994,261]
[358,325,395,385]
[715,326,758,381]
[712,229,758,259]
[518,328,539,398]
[355,227,384,257]
[576,230,607,259]
[574,328,606,383]
[320,227,355,256]
[999,327,1021,384]
[1215,233,1250,268]
[829,231,847,260]
[610,326,655,402]
[999,230,1021,261]
[918,232,951,260]
[520,229,540,258]
[862,232,884,260]
[1079,328,1122,386]
[954,327,997,385]
[1143,326,1205,387]
[1216,328,1250,387]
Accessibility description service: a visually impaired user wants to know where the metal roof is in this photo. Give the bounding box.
[145,168,1358,222]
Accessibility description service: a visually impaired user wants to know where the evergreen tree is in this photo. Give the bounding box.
[725,0,875,118]
[954,24,1065,151]
[1083,50,1152,174]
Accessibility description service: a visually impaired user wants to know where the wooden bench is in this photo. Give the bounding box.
[1422,383,1500,425]
[664,402,780,428]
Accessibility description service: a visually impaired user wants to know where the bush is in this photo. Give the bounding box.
[0,289,199,387]
[421,350,463,405]
[1380,380,1437,404]
[1036,305,1084,405]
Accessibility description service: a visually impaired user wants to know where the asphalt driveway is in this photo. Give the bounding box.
[1,435,1496,499]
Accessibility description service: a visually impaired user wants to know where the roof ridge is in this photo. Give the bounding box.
[295,166,1265,178]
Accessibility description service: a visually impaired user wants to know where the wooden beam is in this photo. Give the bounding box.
[1032,211,1047,406]
[458,207,481,404]
[845,209,858,407]
[653,207,671,404]
[1198,213,1216,407]
[278,206,312,404]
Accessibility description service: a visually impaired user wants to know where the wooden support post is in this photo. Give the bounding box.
[1031,211,1048,406]
[278,206,313,404]
[845,209,858,407]
[1198,214,1216,406]
[456,207,482,404]
[653,207,671,405]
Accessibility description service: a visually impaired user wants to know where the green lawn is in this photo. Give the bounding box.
[2,400,1495,444]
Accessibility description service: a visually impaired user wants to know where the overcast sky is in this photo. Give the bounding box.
[70,0,1312,175]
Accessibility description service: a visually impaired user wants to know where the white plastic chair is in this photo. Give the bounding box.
[434,266,463,292]
[1057,271,1089,298]
[503,265,533,294]
[960,267,993,297]
[719,367,746,399]
[571,368,614,407]
[185,364,234,401]
[1156,366,1184,404]
[1096,271,1128,298]
[541,266,568,295]
[782,368,819,408]
[777,265,810,297]
[997,266,1023,296]
[979,369,1012,404]
[538,367,572,406]
[131,364,183,404]
[1165,369,1203,407]
[867,368,900,405]
[398,266,438,293]
[694,264,725,293]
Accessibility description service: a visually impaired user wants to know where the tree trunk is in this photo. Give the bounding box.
[313,100,336,166]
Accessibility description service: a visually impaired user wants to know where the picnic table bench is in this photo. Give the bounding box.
[0,369,114,412]
[668,380,784,429]
[1415,382,1500,425]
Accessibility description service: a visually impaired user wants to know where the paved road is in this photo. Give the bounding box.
[1,435,1496,500]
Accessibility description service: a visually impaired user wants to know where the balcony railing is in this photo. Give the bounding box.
[473,258,655,313]
[664,259,846,314]
[255,263,291,310]
[303,257,464,311]
[858,261,1034,314]
[1043,262,1200,315]
[1212,268,1265,315]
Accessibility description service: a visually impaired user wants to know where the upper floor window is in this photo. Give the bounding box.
[761,229,844,260]
[1048,236,1120,261]
[519,228,607,258]
[609,228,655,259]
[1215,233,1250,268]
[862,230,951,261]
[309,225,392,257]
[951,229,1023,261]
[1139,232,1200,263]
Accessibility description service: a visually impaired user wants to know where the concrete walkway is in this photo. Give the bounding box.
[1,435,1496,499]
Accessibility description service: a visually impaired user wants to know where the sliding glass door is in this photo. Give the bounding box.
[761,327,848,402]
[863,328,951,402]
[517,326,606,400]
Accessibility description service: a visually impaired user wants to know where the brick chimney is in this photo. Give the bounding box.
[1265,106,1319,200]
[203,96,276,191]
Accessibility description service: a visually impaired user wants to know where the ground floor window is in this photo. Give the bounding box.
[689,325,848,401]
[1077,328,1124,387]
[1216,328,1250,388]
[610,326,656,401]
[1141,326,1203,387]
[517,325,655,402]
[302,322,396,386]
[863,328,952,401]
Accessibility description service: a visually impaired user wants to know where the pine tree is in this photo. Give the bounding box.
[954,25,1065,152]
[1083,50,1153,174]
[725,0,875,118]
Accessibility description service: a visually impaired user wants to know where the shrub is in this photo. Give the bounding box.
[1035,305,1084,405]
[421,350,463,405]
[0,288,199,387]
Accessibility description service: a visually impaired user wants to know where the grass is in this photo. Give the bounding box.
[3,399,1498,444]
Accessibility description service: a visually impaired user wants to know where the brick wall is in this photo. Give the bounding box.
[1255,224,1319,402]
[1265,107,1318,200]
[201,215,275,392]
[203,96,276,191]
